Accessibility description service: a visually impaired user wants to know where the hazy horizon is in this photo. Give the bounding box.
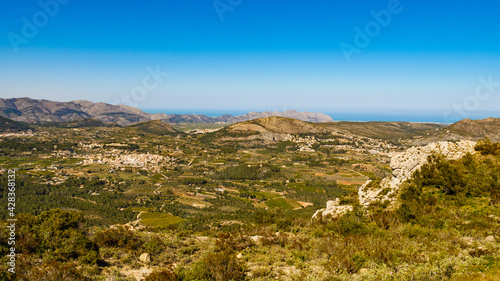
[142,107,498,123]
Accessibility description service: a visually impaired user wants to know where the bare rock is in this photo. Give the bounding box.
[139,253,151,263]
[315,140,477,221]
[312,198,353,220]
[485,235,496,243]
[359,268,370,274]
[460,237,475,246]
[358,140,476,207]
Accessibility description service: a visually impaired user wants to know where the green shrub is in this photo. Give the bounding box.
[11,210,100,264]
[414,154,465,195]
[475,138,500,155]
[215,164,281,180]
[179,250,246,281]
[144,270,177,281]
[95,226,143,250]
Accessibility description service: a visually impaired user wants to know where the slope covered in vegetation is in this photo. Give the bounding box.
[0,140,498,280]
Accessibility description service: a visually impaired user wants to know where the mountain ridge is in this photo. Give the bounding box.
[0,97,333,126]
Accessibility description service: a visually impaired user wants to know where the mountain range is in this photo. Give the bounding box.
[1,98,499,144]
[0,98,333,126]
[207,116,500,144]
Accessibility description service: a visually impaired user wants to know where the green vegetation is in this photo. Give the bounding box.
[0,116,32,132]
[140,212,185,228]
[40,118,117,128]
[265,198,294,210]
[0,175,136,225]
[215,164,281,180]
[0,121,498,280]
[0,139,76,154]
[475,137,500,156]
[126,120,179,135]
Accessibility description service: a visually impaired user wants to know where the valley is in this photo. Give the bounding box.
[0,114,499,280]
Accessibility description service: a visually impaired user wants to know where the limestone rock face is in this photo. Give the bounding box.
[314,140,476,219]
[391,140,476,187]
[358,140,476,207]
[312,198,353,220]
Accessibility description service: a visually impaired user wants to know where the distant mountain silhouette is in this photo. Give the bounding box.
[0,98,333,126]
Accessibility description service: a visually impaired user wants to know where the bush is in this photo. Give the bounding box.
[204,251,246,281]
[180,178,208,185]
[144,270,177,281]
[179,250,246,281]
[414,154,465,195]
[94,226,143,250]
[397,183,423,223]
[10,210,100,264]
[475,138,500,155]
[17,261,91,281]
[215,164,281,180]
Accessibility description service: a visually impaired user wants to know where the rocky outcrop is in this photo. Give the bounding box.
[312,198,353,220]
[358,140,476,207]
[139,253,151,263]
[314,140,477,219]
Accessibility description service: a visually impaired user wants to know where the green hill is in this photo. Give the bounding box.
[446,117,500,141]
[228,116,330,134]
[127,119,179,135]
[411,117,500,144]
[40,118,119,128]
[321,121,444,140]
[0,116,32,132]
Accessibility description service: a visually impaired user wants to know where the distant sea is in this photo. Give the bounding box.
[143,109,498,124]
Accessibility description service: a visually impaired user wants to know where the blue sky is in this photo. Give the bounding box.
[1,0,499,122]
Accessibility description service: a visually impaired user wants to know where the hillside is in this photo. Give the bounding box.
[0,116,32,132]
[321,121,445,140]
[447,117,500,141]
[409,117,500,145]
[126,120,179,135]
[202,116,336,142]
[0,98,152,126]
[39,118,119,128]
[201,117,456,143]
[228,116,330,134]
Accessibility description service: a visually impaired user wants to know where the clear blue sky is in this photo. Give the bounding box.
[1,0,499,122]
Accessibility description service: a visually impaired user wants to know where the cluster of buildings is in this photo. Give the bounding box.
[82,152,175,172]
